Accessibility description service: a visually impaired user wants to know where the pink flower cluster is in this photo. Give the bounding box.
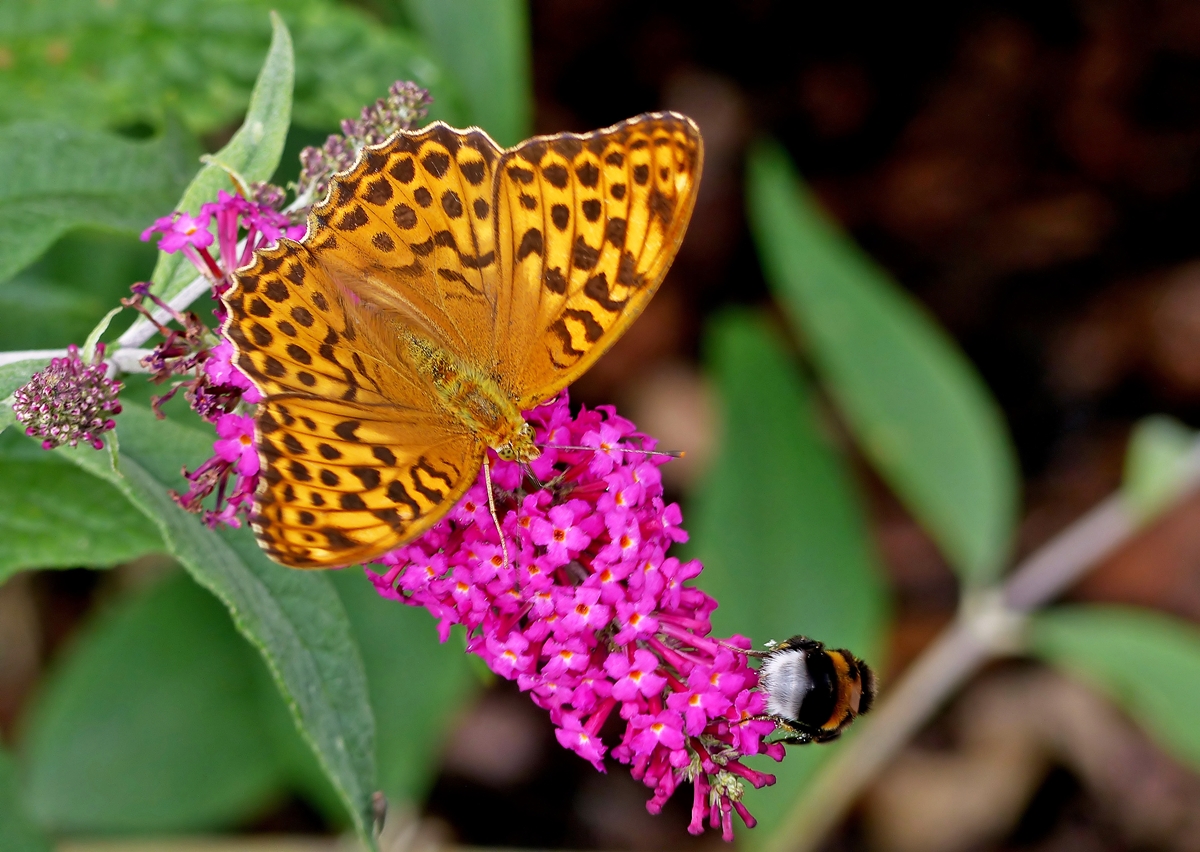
[12,343,122,450]
[369,394,782,840]
[136,188,299,526]
[141,189,305,291]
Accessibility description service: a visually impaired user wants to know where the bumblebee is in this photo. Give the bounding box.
[754,635,876,744]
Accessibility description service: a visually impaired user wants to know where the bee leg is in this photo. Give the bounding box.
[748,714,814,745]
[767,720,813,746]
[812,728,844,744]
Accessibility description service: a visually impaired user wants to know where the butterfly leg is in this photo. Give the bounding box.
[482,455,511,569]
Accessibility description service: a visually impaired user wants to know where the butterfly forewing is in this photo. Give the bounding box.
[493,112,703,407]
[223,112,702,569]
[308,123,504,363]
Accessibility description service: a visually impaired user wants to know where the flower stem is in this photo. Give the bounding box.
[0,347,156,375]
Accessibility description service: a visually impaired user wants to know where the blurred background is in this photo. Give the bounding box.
[6,1,1200,850]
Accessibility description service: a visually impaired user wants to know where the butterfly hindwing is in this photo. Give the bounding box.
[226,236,484,568]
[253,397,484,568]
[492,112,703,407]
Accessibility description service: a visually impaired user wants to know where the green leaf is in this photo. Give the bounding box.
[0,357,52,438]
[692,309,886,649]
[746,140,1019,585]
[149,10,295,302]
[0,747,50,852]
[0,452,163,582]
[1030,605,1200,771]
[22,571,284,831]
[0,358,49,399]
[0,0,445,136]
[289,4,458,131]
[331,569,479,803]
[688,309,887,840]
[402,0,532,145]
[1123,415,1197,520]
[56,402,379,841]
[0,123,193,284]
[82,306,124,359]
[0,231,158,351]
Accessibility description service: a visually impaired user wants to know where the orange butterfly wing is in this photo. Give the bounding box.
[492,112,703,407]
[224,241,483,568]
[223,112,702,568]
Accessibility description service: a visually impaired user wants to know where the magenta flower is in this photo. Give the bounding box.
[582,421,628,477]
[530,501,596,566]
[212,413,258,476]
[204,340,262,404]
[607,647,670,701]
[368,394,787,839]
[554,713,607,772]
[141,210,213,254]
[131,181,305,526]
[630,710,687,753]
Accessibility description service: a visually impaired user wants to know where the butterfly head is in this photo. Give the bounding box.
[496,420,540,462]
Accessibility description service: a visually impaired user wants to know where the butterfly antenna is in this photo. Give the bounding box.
[543,444,686,459]
[482,455,511,569]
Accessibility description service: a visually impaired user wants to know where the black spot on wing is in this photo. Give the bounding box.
[543,163,569,189]
[422,151,450,177]
[391,157,415,183]
[460,159,486,185]
[576,161,600,188]
[517,228,544,261]
[571,236,600,270]
[584,272,627,312]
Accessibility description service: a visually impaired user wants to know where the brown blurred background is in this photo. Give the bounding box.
[521,2,1200,849]
[10,1,1200,849]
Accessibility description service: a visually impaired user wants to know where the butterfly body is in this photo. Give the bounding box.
[224,112,702,568]
[401,328,539,462]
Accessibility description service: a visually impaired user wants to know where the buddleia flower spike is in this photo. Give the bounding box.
[12,343,122,450]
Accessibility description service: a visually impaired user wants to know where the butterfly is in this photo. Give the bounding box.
[222,112,703,569]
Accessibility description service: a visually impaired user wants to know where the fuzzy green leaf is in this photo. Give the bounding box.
[0,0,444,135]
[402,0,532,145]
[0,748,50,852]
[747,140,1019,585]
[689,309,887,840]
[0,448,162,582]
[331,569,479,803]
[1030,605,1200,771]
[148,11,295,301]
[0,123,192,284]
[22,572,284,831]
[0,231,157,352]
[56,403,379,842]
